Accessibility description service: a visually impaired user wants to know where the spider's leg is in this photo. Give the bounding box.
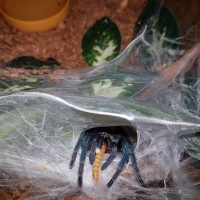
[125,140,145,187]
[106,136,113,151]
[78,134,94,187]
[89,135,99,165]
[107,153,128,188]
[101,145,117,170]
[69,131,87,169]
[90,134,106,164]
[78,147,88,187]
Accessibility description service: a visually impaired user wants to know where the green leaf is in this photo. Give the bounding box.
[4,56,60,69]
[80,72,156,98]
[134,0,179,49]
[0,77,46,93]
[82,17,121,67]
[180,134,200,161]
[0,56,60,93]
[183,76,198,115]
[133,0,179,68]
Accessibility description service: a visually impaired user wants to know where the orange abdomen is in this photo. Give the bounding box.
[92,144,107,182]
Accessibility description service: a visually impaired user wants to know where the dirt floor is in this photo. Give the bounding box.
[0,0,200,199]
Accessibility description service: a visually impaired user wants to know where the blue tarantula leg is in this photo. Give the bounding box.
[69,131,87,169]
[78,147,88,187]
[78,133,94,187]
[89,134,102,165]
[129,150,145,186]
[89,139,97,165]
[107,154,128,188]
[126,140,145,186]
[106,136,113,151]
[101,145,117,170]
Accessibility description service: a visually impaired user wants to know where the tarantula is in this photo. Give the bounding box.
[69,126,144,188]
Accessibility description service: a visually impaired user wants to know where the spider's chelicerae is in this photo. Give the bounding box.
[69,126,145,188]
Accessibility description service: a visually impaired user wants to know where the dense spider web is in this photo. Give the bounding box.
[0,27,200,200]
